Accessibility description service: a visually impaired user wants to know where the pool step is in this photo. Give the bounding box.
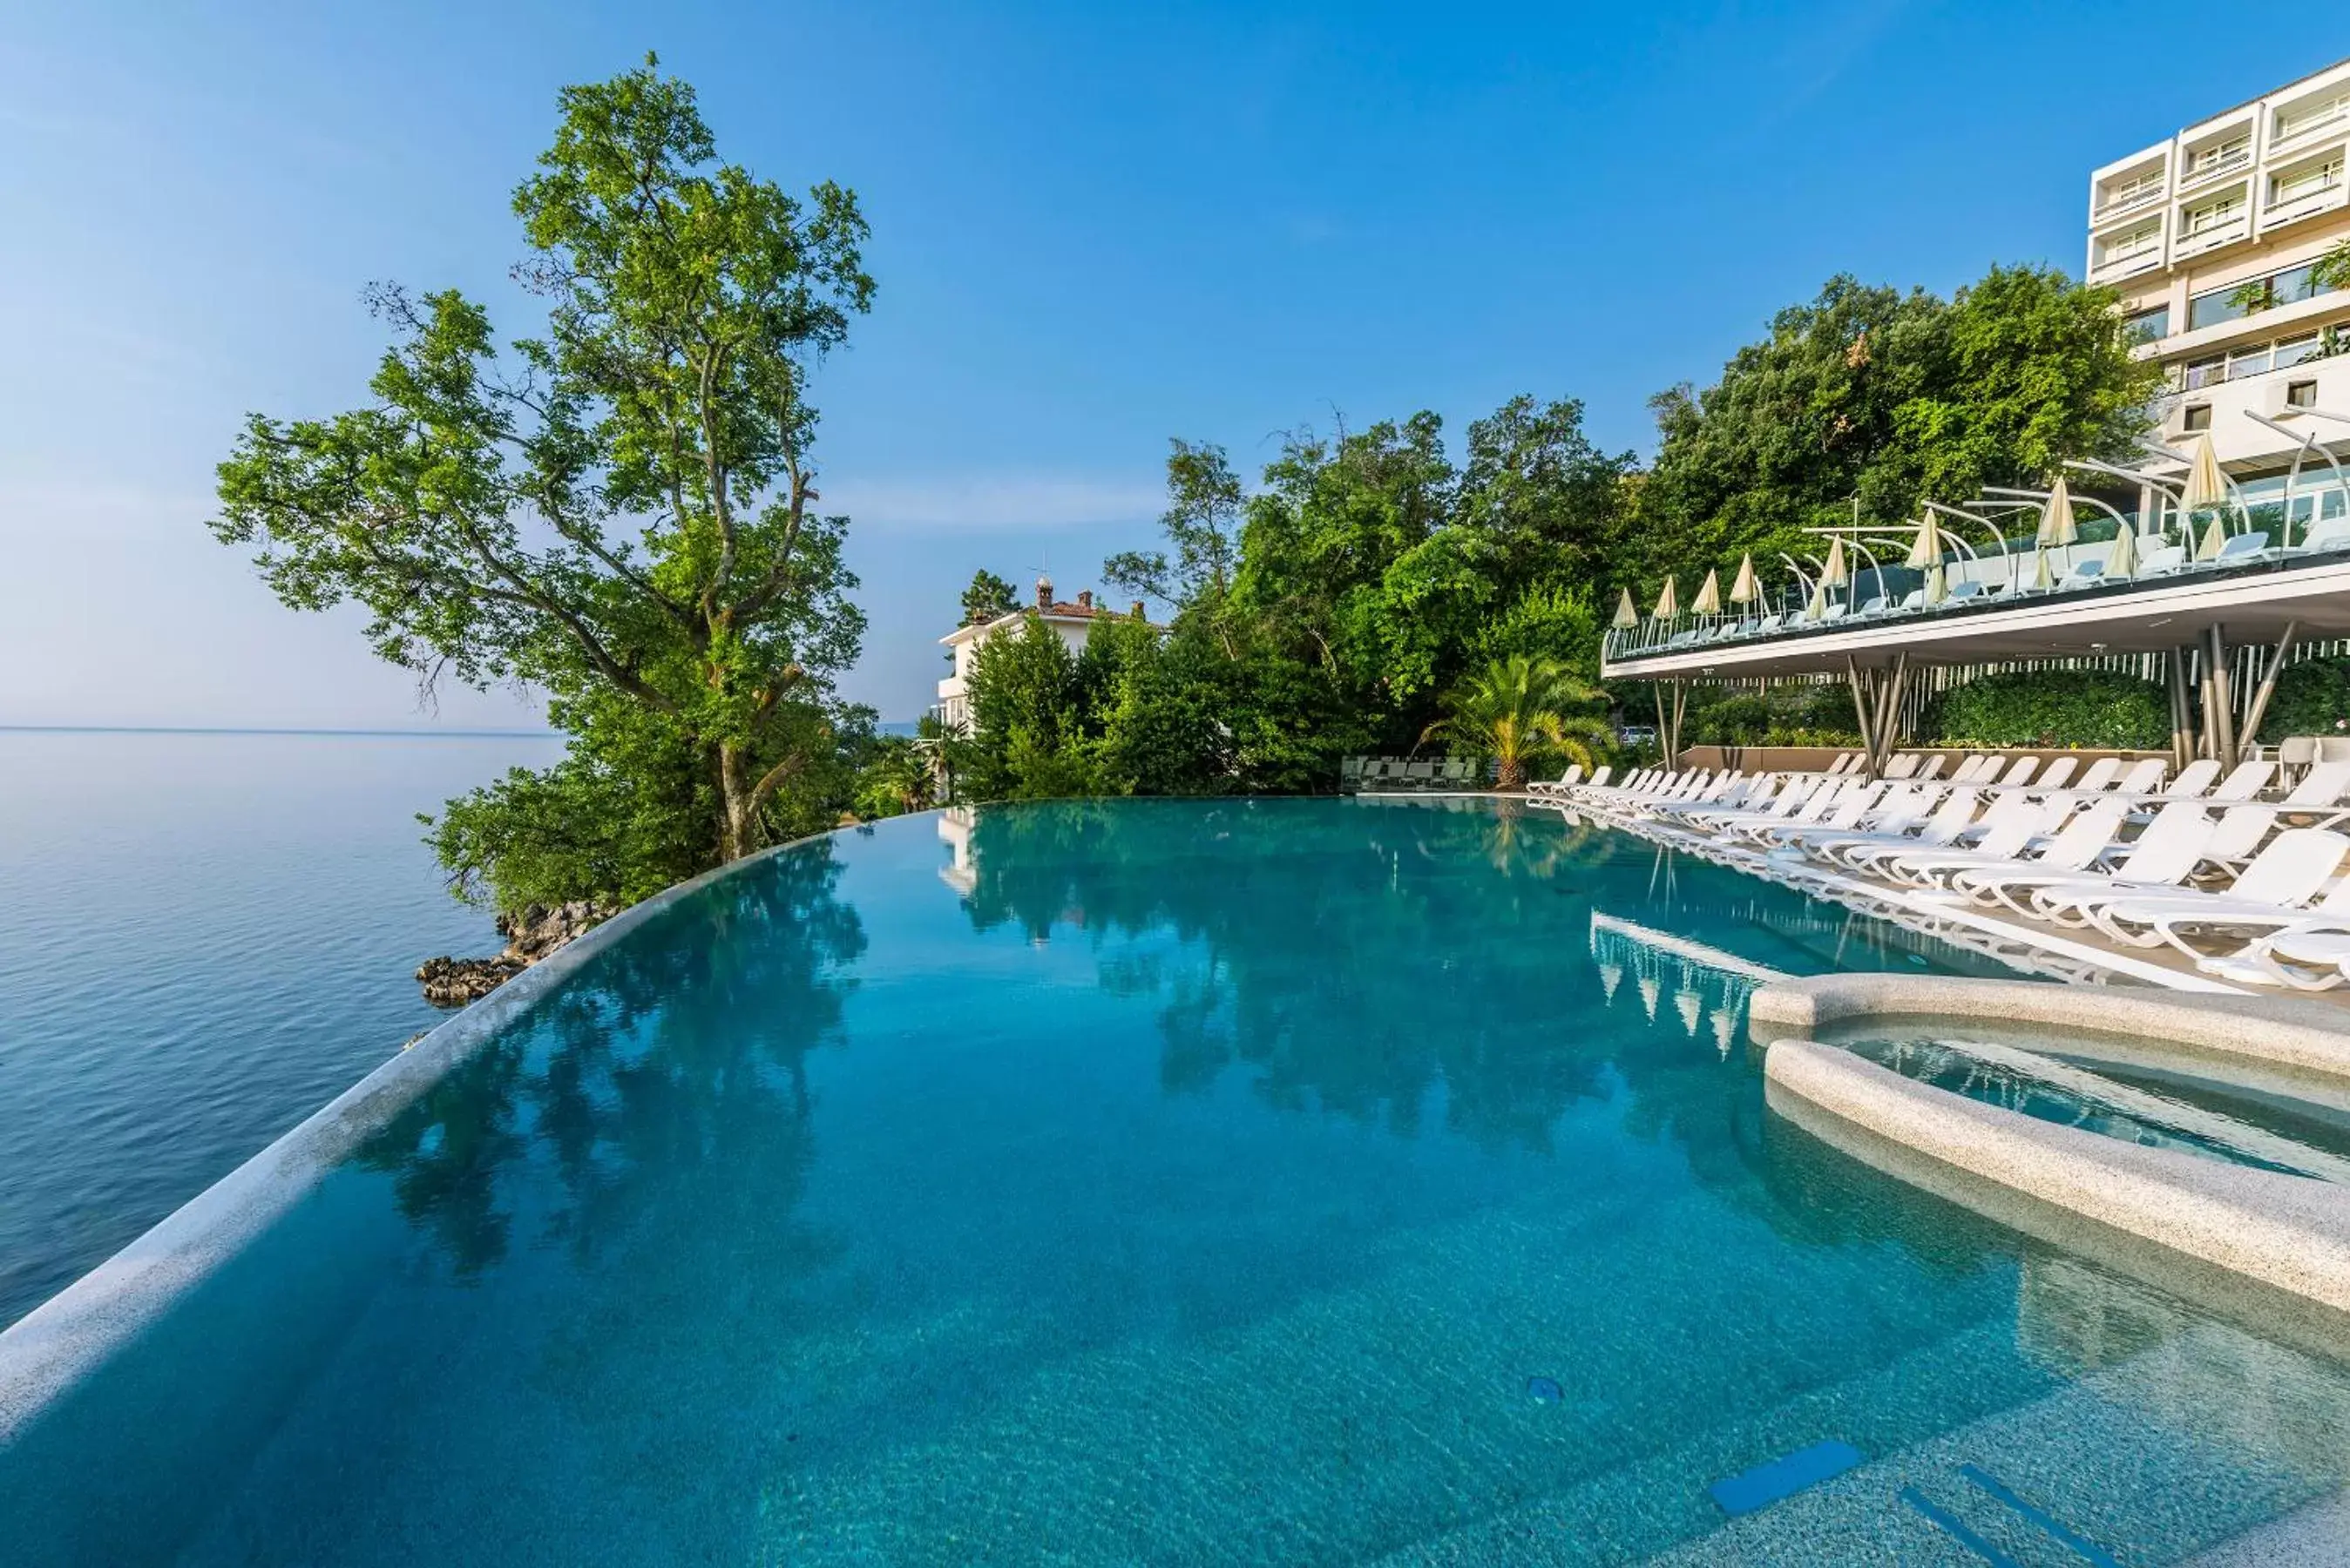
[1371,1288,2350,1565]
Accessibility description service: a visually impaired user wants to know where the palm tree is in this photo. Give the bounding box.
[1421,655,1613,790]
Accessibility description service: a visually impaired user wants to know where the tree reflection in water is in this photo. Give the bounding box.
[956,798,2012,1273]
[352,841,865,1281]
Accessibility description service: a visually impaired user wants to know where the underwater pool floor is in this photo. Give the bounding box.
[7,800,2350,1565]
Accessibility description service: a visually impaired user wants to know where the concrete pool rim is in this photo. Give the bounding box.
[0,821,863,1446]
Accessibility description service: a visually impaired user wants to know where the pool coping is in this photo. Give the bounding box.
[0,824,846,1446]
[1751,972,2350,1082]
[1753,969,2350,1565]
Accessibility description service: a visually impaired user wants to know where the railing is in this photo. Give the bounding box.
[2178,146,2252,186]
[1602,490,2350,667]
[2094,180,2167,220]
[2273,102,2350,150]
[2265,174,2345,217]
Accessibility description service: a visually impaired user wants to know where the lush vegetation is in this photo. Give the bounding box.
[209,62,2184,909]
[1915,669,2171,751]
[951,265,2159,805]
[2259,657,2350,745]
[211,59,911,915]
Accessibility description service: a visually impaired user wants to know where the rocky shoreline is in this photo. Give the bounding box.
[416,899,618,1008]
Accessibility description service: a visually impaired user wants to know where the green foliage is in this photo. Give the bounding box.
[1918,670,2170,749]
[1231,401,1631,739]
[1637,268,2160,591]
[1103,439,1244,617]
[1470,582,1602,679]
[1421,656,1612,788]
[958,570,1019,625]
[212,57,877,911]
[2257,657,2350,743]
[963,615,1097,800]
[850,735,937,820]
[1677,683,1861,747]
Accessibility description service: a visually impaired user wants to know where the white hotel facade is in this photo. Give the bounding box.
[2089,57,2350,507]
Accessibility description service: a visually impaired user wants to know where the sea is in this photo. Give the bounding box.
[0,727,566,1328]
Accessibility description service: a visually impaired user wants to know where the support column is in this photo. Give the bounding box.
[1872,652,1911,778]
[2165,648,2194,774]
[1845,658,1878,778]
[2205,623,2237,768]
[2238,620,2299,765]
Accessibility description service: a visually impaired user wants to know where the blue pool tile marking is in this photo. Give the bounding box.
[1959,1463,2121,1566]
[1901,1484,2023,1567]
[1707,1439,1865,1516]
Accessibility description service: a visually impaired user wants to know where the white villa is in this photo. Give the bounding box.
[933,577,1148,733]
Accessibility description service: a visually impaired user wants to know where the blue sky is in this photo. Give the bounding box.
[2,3,2341,727]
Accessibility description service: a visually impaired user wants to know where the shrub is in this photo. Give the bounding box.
[2258,657,2350,743]
[1918,670,2168,749]
[1679,683,1860,747]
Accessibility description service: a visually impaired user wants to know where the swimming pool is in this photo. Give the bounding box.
[8,798,2350,1565]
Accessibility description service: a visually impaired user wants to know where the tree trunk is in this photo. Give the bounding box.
[718,740,756,862]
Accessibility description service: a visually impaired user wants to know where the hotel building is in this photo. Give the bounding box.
[2090,57,2350,497]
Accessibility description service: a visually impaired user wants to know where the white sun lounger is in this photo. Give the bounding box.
[2093,829,2350,956]
[2010,801,2219,924]
[1941,801,2136,907]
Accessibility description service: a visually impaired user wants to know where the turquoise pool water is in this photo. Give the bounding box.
[9,798,2350,1565]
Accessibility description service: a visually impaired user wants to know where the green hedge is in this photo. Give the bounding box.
[2258,657,2350,744]
[1678,683,1861,747]
[1917,670,2168,750]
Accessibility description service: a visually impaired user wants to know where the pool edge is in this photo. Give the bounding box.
[0,821,870,1446]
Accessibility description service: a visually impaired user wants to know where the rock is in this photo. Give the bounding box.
[416,897,620,1008]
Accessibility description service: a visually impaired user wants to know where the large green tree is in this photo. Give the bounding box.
[211,59,876,902]
[1636,267,2160,596]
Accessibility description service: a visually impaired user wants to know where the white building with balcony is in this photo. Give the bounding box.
[933,578,1150,733]
[2090,57,2350,496]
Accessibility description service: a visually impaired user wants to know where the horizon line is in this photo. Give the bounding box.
[0,725,565,739]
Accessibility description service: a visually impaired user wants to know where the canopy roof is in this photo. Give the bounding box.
[1602,554,2350,679]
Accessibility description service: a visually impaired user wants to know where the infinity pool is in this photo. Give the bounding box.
[8,798,2350,1565]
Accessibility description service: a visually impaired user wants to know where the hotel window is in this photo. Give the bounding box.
[2187,134,2250,174]
[2183,403,2213,431]
[2227,345,2273,379]
[2102,221,2161,267]
[2271,158,2344,208]
[2277,333,2324,368]
[2188,287,2248,331]
[2100,167,2165,211]
[2183,192,2244,237]
[2123,303,2171,343]
[2184,354,2227,389]
[2277,90,2350,144]
[2288,379,2320,409]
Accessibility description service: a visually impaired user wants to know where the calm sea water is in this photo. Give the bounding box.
[0,729,563,1328]
[11,797,2350,1565]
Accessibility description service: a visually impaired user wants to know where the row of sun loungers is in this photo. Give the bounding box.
[1343,757,1485,791]
[1538,751,2350,990]
[1619,522,2347,657]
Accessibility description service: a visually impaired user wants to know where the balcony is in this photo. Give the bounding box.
[2272,95,2350,156]
[2089,224,2164,284]
[2173,213,2250,261]
[2262,159,2347,230]
[2093,170,2168,222]
[2177,142,2253,193]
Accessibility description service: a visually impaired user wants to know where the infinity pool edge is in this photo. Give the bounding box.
[0,822,873,1445]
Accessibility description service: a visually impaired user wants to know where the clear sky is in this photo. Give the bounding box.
[2,3,2341,727]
